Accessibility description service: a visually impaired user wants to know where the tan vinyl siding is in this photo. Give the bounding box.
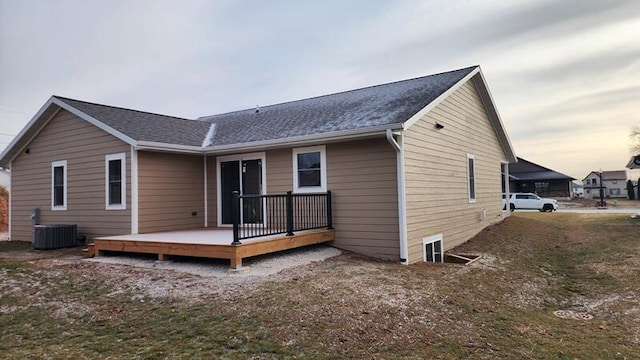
[10,109,131,241]
[266,148,293,193]
[138,151,204,233]
[250,141,398,259]
[327,139,399,260]
[404,77,508,264]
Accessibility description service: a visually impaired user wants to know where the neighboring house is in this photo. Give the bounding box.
[582,170,628,198]
[0,167,9,189]
[0,65,516,265]
[508,157,575,197]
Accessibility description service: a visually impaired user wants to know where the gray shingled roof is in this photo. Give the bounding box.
[55,97,211,147]
[199,66,477,146]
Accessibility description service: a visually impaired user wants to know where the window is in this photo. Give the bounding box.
[467,154,476,202]
[51,160,67,210]
[612,180,617,185]
[610,188,620,196]
[423,234,444,263]
[592,178,597,185]
[105,153,126,210]
[293,146,327,193]
[535,182,549,194]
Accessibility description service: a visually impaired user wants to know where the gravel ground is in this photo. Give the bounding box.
[86,244,342,278]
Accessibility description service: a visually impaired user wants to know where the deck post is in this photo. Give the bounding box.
[231,191,241,245]
[326,190,334,230]
[286,191,294,236]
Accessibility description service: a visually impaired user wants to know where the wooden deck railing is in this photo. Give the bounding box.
[231,191,333,244]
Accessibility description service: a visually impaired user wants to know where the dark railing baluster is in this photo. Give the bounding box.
[232,191,332,242]
[286,191,294,236]
[232,191,241,245]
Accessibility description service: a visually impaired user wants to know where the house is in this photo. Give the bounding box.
[627,155,640,169]
[582,170,628,198]
[508,157,575,197]
[0,167,8,189]
[0,65,516,266]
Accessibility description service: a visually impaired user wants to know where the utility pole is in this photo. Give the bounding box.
[599,170,605,207]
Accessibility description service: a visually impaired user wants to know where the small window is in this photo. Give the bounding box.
[592,178,597,185]
[467,154,476,202]
[51,160,67,210]
[293,146,327,193]
[105,153,126,210]
[423,234,444,263]
[610,188,620,196]
[612,180,617,185]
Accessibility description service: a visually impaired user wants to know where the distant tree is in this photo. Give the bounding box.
[628,180,636,200]
[632,125,640,154]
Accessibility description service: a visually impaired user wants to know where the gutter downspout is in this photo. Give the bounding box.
[386,129,408,265]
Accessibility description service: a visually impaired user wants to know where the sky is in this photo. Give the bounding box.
[1,0,639,180]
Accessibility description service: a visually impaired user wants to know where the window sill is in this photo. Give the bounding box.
[294,186,327,194]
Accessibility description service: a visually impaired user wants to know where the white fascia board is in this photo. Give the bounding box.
[135,141,203,153]
[203,124,402,155]
[51,97,138,146]
[403,67,480,130]
[472,69,517,163]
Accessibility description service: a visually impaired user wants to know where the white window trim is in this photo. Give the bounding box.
[105,153,126,210]
[51,160,67,211]
[467,153,476,203]
[292,145,327,193]
[422,234,444,263]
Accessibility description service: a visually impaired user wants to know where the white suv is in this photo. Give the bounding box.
[503,193,558,212]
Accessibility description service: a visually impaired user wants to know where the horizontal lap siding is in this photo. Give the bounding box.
[327,139,399,260]
[260,141,399,260]
[10,109,131,241]
[404,78,507,264]
[266,149,293,193]
[138,152,204,233]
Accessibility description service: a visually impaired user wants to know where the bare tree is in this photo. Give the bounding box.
[631,125,640,154]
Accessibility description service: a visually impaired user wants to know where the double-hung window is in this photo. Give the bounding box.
[105,153,126,210]
[293,145,327,193]
[467,154,476,203]
[51,160,67,210]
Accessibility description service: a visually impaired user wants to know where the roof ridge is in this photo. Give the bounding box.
[53,95,203,123]
[200,66,478,120]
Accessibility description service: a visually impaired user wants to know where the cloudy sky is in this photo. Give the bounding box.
[1,0,639,180]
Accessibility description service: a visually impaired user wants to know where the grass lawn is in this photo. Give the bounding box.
[1,213,639,359]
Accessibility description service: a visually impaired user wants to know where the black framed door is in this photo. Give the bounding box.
[220,158,263,225]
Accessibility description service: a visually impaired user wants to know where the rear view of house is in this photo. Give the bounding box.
[0,65,516,266]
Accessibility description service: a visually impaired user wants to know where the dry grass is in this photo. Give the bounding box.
[1,213,639,359]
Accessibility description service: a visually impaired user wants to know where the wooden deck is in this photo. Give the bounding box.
[86,228,335,269]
